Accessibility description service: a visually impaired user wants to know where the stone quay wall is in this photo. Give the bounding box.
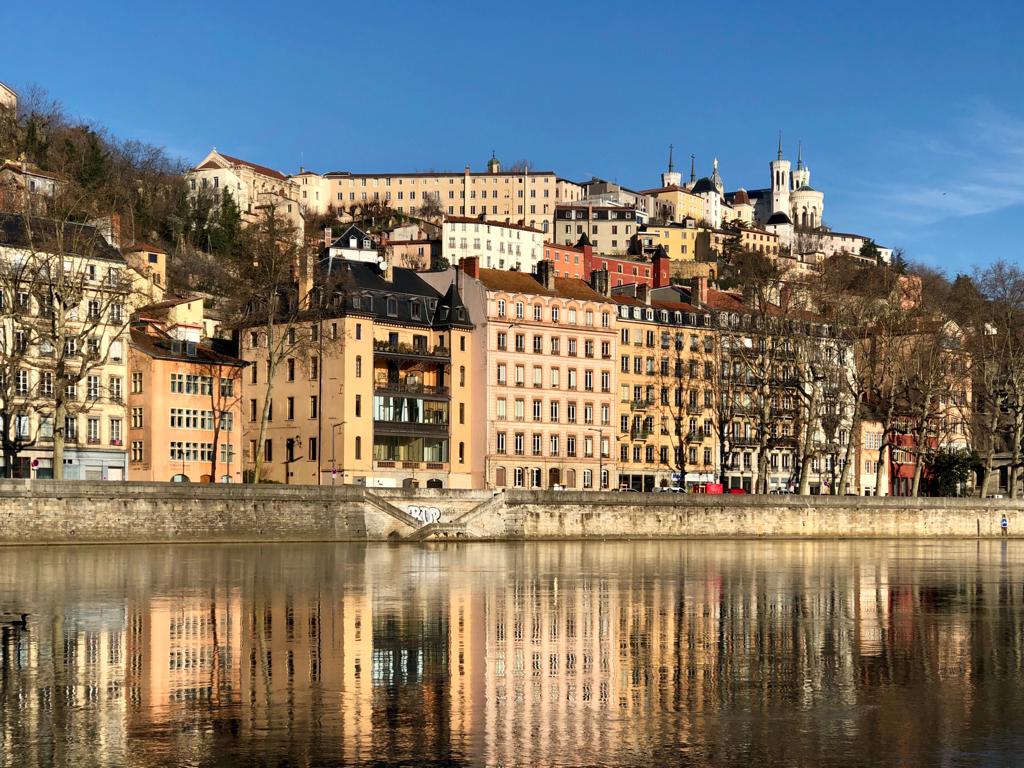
[0,481,1021,545]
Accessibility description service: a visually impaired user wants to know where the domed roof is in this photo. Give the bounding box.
[765,211,792,226]
[793,184,818,193]
[690,177,717,194]
[732,188,749,205]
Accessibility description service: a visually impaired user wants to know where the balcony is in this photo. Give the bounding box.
[374,378,449,398]
[630,399,653,411]
[373,341,450,361]
[630,428,652,441]
[373,419,448,436]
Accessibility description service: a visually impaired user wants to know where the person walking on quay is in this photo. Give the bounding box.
[1001,515,1009,537]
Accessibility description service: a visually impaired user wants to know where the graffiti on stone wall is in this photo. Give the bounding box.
[406,505,442,524]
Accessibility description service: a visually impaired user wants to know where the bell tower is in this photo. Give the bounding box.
[770,131,791,215]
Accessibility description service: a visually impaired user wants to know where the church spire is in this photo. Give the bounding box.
[689,154,696,184]
[668,144,674,173]
[797,141,803,170]
[777,130,783,160]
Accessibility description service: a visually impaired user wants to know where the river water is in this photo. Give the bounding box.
[0,541,1022,767]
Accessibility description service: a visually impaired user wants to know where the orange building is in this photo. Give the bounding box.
[128,320,246,483]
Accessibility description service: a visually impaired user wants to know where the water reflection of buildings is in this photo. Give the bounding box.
[0,542,1021,766]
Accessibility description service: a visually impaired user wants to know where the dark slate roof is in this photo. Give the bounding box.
[130,326,245,367]
[690,177,718,194]
[0,212,124,262]
[726,188,768,203]
[765,211,792,225]
[793,184,818,193]
[319,259,473,328]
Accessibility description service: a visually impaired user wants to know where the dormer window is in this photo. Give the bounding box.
[411,301,421,320]
[362,239,370,249]
[386,297,398,317]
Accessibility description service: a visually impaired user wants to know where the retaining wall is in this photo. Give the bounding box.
[0,482,1021,544]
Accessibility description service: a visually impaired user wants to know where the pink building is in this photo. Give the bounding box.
[463,258,619,490]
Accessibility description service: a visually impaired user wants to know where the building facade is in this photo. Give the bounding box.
[241,260,481,488]
[128,319,245,483]
[468,259,618,491]
[442,217,544,272]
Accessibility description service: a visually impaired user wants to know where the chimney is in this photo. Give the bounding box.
[688,276,707,307]
[460,256,480,279]
[652,246,670,288]
[110,212,122,248]
[635,283,649,305]
[589,269,610,297]
[780,284,792,312]
[535,259,556,291]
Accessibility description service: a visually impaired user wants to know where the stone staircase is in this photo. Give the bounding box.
[405,521,470,541]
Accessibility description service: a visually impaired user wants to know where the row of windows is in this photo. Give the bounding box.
[0,414,123,444]
[496,300,611,327]
[495,432,609,459]
[495,365,612,392]
[495,398,611,426]
[336,174,555,187]
[496,334,612,358]
[493,466,609,490]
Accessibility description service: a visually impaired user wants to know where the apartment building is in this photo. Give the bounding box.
[128,317,245,482]
[325,155,584,234]
[442,217,544,272]
[0,213,133,479]
[241,260,481,488]
[611,285,718,491]
[466,258,618,490]
[554,204,643,255]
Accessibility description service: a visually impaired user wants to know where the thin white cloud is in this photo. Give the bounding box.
[864,102,1024,226]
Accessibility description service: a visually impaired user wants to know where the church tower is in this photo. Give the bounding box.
[769,132,791,215]
[661,144,682,187]
[792,142,810,189]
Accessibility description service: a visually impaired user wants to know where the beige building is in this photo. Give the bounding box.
[464,258,618,490]
[612,283,718,491]
[0,213,134,479]
[241,260,483,488]
[325,155,584,235]
[187,148,303,229]
[554,203,642,255]
[442,216,544,271]
[0,81,15,111]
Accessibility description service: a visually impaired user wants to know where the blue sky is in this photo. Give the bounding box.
[2,1,1022,273]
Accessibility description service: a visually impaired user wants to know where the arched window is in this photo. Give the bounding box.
[495,466,507,487]
[355,436,362,460]
[566,468,576,489]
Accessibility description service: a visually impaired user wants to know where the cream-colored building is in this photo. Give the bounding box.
[324,155,584,235]
[442,216,544,271]
[0,213,133,479]
[187,148,303,229]
[0,81,16,111]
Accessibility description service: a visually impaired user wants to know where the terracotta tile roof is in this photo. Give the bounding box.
[477,268,611,302]
[198,152,288,181]
[638,185,699,196]
[0,159,59,180]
